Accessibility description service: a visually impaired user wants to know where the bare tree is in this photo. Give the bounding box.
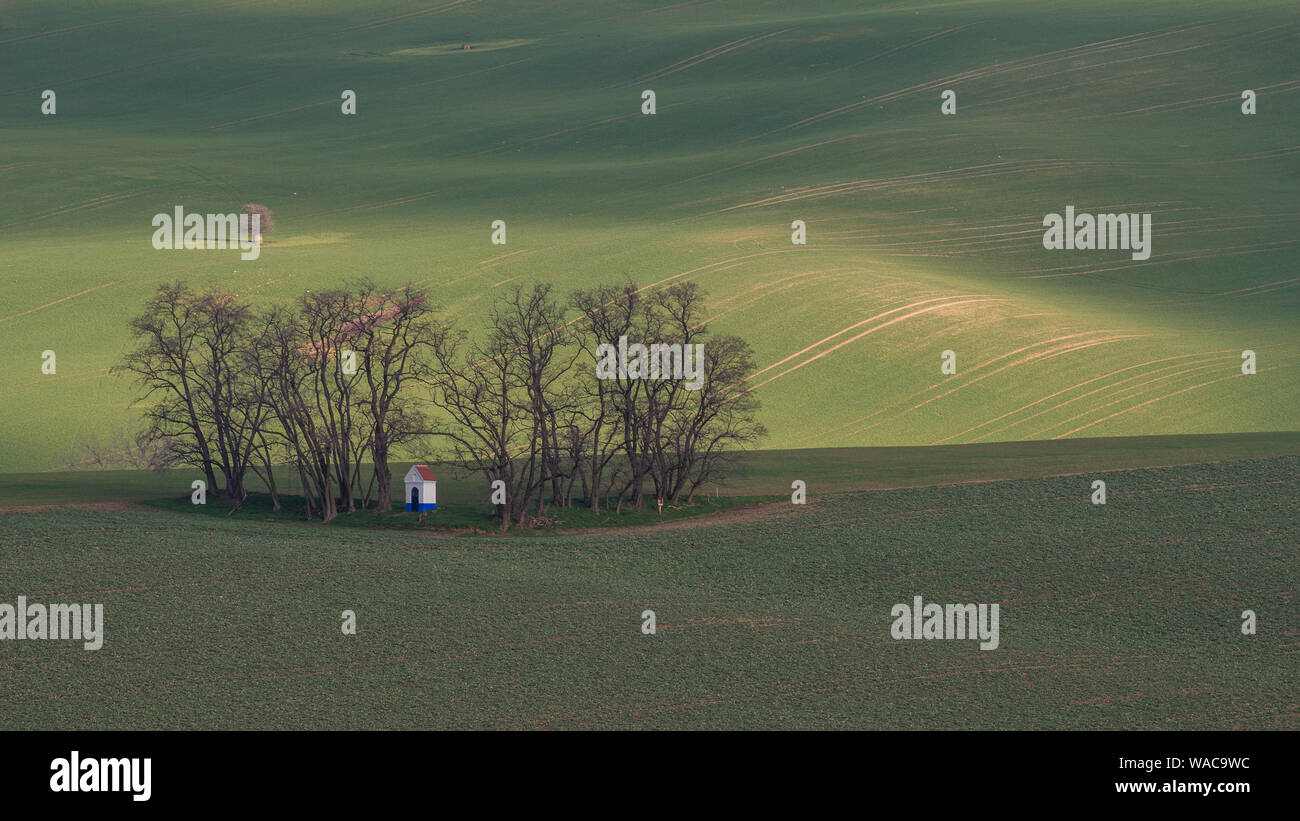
[350,280,438,511]
[193,289,270,505]
[241,203,274,237]
[664,333,766,503]
[424,314,534,530]
[115,282,269,504]
[67,423,170,472]
[492,283,580,515]
[247,305,339,521]
[115,282,217,490]
[569,281,764,511]
[569,283,638,513]
[297,288,372,514]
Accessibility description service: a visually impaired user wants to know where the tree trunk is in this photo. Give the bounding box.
[296,462,314,519]
[261,456,281,512]
[374,444,392,511]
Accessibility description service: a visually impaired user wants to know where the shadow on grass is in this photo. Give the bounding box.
[140,491,779,536]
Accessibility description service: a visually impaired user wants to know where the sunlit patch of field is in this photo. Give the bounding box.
[0,0,1295,470]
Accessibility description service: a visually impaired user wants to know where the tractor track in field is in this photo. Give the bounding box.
[0,501,148,516]
[739,21,1221,144]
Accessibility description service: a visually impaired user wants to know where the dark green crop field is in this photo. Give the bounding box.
[1,455,1293,730]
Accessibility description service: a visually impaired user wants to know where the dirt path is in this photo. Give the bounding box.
[554,499,809,536]
[0,501,148,516]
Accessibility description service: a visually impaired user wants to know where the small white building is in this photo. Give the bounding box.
[404,465,437,512]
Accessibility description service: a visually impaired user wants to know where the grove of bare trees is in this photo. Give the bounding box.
[116,277,765,529]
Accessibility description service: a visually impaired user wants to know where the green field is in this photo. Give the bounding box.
[0,454,1293,730]
[0,1,1296,733]
[1,0,1298,471]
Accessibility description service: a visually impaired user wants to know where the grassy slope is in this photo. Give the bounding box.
[0,454,1293,730]
[0,1,1297,471]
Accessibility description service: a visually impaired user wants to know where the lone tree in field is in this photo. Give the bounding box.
[241,203,274,237]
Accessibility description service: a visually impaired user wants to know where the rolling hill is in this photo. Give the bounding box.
[1,0,1297,472]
